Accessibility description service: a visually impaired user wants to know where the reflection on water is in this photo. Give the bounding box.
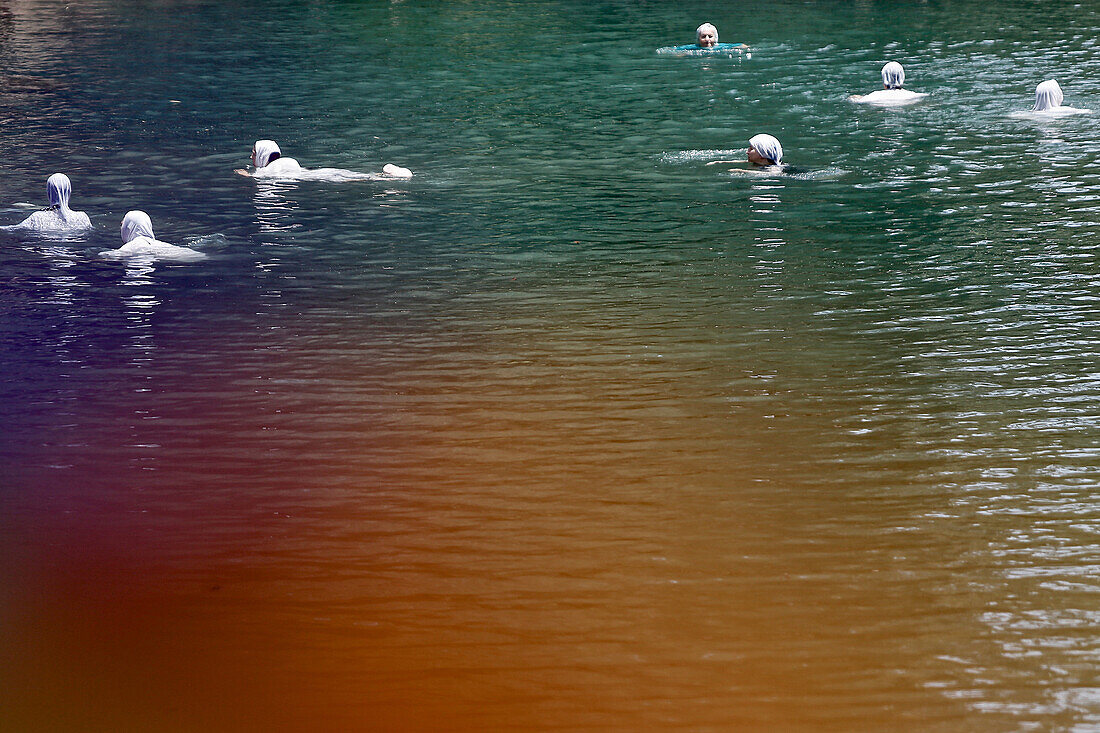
[2,0,1100,731]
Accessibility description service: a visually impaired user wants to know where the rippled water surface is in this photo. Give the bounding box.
[3,1,1100,730]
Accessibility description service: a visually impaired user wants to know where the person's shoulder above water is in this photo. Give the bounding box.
[4,173,93,232]
[851,88,929,105]
[1023,79,1090,116]
[849,61,928,105]
[656,21,748,55]
[235,139,301,178]
[100,210,205,262]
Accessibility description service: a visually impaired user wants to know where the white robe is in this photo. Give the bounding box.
[851,88,929,106]
[100,210,205,262]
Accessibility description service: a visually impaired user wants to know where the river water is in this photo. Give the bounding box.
[2,1,1099,730]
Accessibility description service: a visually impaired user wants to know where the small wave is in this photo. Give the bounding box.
[660,149,744,164]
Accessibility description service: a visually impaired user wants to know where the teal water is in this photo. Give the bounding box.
[2,1,1100,730]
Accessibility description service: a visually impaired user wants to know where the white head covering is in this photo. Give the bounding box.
[881,62,905,89]
[749,134,783,165]
[45,173,75,223]
[253,140,282,168]
[696,22,718,44]
[121,210,155,243]
[47,173,72,209]
[1034,79,1064,111]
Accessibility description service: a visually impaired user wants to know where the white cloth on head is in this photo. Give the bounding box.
[250,140,303,177]
[47,173,71,209]
[5,172,92,232]
[102,210,205,262]
[1034,80,1064,111]
[121,210,156,242]
[696,23,718,44]
[749,134,783,165]
[253,140,282,168]
[881,62,905,89]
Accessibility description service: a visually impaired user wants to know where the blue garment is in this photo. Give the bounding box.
[657,42,746,57]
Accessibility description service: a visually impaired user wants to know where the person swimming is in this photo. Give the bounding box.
[748,134,783,167]
[1031,79,1089,114]
[1008,79,1089,119]
[100,210,205,262]
[849,62,928,105]
[704,133,788,174]
[235,139,413,179]
[238,139,303,178]
[656,22,747,55]
[4,173,93,232]
[696,23,718,48]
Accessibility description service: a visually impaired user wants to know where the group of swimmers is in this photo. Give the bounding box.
[684,22,1089,171]
[3,21,1091,254]
[2,140,413,260]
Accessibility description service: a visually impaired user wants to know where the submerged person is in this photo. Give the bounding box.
[4,173,93,232]
[849,61,928,105]
[100,210,205,262]
[656,22,747,55]
[1031,79,1090,114]
[235,139,413,179]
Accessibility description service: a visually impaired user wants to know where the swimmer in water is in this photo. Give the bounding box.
[236,139,303,178]
[100,210,205,262]
[706,133,787,174]
[849,62,928,105]
[4,173,93,232]
[1031,79,1089,114]
[696,23,718,48]
[235,139,413,179]
[747,134,783,167]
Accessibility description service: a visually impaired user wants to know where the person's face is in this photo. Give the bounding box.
[251,147,258,166]
[697,28,717,47]
[747,146,768,166]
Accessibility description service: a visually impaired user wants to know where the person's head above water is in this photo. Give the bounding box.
[696,23,718,48]
[748,134,783,166]
[121,210,155,243]
[46,173,72,210]
[1034,80,1064,111]
[251,140,282,168]
[881,61,905,90]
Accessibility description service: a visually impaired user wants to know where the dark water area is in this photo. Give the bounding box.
[2,1,1099,730]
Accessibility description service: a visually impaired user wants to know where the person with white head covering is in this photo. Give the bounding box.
[4,173,93,232]
[100,210,205,262]
[235,139,413,180]
[850,61,928,106]
[704,133,789,174]
[696,22,718,48]
[1008,79,1089,118]
[1030,79,1090,114]
[881,61,905,89]
[1034,80,1063,110]
[748,134,783,167]
[239,139,302,177]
